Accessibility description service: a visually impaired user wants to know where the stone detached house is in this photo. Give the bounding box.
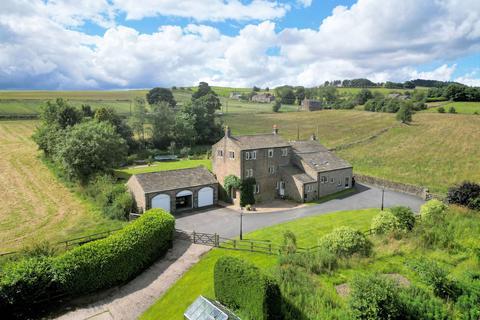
[251,93,275,103]
[301,99,323,111]
[127,166,218,214]
[212,126,353,203]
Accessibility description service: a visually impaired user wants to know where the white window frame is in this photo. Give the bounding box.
[254,184,260,194]
[245,168,254,178]
[229,151,235,159]
[217,150,223,157]
[345,177,350,187]
[330,177,335,184]
[306,184,313,192]
[268,166,275,174]
[268,149,274,158]
[321,176,327,184]
[281,148,288,157]
[245,151,250,160]
[245,150,257,160]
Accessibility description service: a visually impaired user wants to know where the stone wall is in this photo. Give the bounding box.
[354,174,429,200]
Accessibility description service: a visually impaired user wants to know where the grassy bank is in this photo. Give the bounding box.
[115,159,212,179]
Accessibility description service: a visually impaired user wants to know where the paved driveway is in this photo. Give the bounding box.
[175,183,424,238]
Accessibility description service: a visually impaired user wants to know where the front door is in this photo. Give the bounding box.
[279,181,285,197]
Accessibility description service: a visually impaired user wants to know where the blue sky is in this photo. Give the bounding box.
[1,0,479,89]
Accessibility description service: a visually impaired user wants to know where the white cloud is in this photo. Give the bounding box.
[112,0,290,21]
[455,71,480,86]
[1,0,480,89]
[297,0,313,7]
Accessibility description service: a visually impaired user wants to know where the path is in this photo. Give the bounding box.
[55,240,211,320]
[175,183,425,238]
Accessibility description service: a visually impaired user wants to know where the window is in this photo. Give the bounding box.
[306,184,313,192]
[268,149,274,158]
[268,166,275,174]
[228,151,235,159]
[217,150,223,157]
[254,184,260,194]
[281,148,288,157]
[245,168,254,178]
[245,150,257,160]
[321,176,328,183]
[337,179,342,187]
[345,177,350,187]
[330,177,335,184]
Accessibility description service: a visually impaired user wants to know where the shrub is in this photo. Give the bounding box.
[214,256,282,320]
[420,199,447,221]
[371,210,401,235]
[240,177,256,207]
[272,101,282,112]
[455,293,480,319]
[0,209,174,317]
[389,206,416,231]
[279,247,338,275]
[398,286,449,320]
[320,226,372,257]
[281,230,297,255]
[349,274,400,319]
[408,258,462,301]
[447,181,480,210]
[448,106,456,114]
[437,106,445,113]
[20,241,57,259]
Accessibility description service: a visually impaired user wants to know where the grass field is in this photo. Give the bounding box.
[115,159,212,179]
[142,206,479,319]
[0,121,125,253]
[141,209,379,320]
[425,101,480,114]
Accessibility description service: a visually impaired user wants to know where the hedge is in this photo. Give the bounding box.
[214,256,282,320]
[0,209,175,317]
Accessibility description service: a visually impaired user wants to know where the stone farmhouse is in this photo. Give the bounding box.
[251,93,275,103]
[300,99,323,111]
[212,126,353,203]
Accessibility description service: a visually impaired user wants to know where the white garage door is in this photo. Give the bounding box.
[198,187,214,207]
[151,194,170,212]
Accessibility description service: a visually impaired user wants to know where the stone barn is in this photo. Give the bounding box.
[127,166,218,214]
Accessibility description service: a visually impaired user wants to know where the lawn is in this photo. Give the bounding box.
[142,206,479,319]
[141,209,379,320]
[0,121,125,253]
[115,159,212,179]
[424,101,480,114]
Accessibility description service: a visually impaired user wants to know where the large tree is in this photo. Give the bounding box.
[146,87,176,107]
[55,121,127,182]
[40,98,82,129]
[129,97,148,146]
[183,93,222,144]
[192,82,216,100]
[149,102,175,149]
[95,107,135,151]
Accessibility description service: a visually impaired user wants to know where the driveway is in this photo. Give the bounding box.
[175,183,425,238]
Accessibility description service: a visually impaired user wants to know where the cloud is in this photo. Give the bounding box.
[1,0,480,89]
[455,71,480,86]
[112,0,290,21]
[297,0,313,7]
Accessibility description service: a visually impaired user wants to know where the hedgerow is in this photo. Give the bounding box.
[214,256,282,320]
[0,209,174,318]
[319,226,372,257]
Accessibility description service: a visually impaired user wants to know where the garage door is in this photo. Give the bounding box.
[151,194,170,212]
[198,187,214,207]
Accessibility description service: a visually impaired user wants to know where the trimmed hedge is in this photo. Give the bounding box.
[214,256,282,320]
[0,209,174,317]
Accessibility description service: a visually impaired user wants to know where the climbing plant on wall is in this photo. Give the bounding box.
[224,175,241,199]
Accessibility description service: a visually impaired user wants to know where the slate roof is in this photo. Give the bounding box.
[290,140,352,172]
[131,166,217,194]
[280,165,316,184]
[229,133,291,150]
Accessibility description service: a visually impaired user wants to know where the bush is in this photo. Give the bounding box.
[281,230,297,255]
[214,256,282,320]
[389,206,415,231]
[279,247,338,275]
[420,199,447,221]
[0,209,175,317]
[408,258,462,301]
[448,106,457,114]
[398,286,449,320]
[20,241,57,259]
[455,293,480,319]
[447,181,480,210]
[349,274,400,319]
[272,101,281,112]
[319,226,372,257]
[371,210,401,235]
[437,106,445,113]
[240,177,256,207]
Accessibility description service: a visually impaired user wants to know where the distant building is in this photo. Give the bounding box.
[387,93,408,100]
[301,99,323,111]
[229,92,242,100]
[251,93,275,103]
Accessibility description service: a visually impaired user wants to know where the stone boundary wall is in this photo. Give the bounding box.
[354,173,429,200]
[329,126,393,151]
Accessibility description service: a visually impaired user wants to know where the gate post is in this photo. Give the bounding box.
[193,231,196,244]
[215,233,219,247]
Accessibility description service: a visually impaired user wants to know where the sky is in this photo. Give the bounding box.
[1,0,480,90]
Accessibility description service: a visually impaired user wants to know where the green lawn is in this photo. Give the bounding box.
[141,209,379,320]
[115,159,212,179]
[424,101,480,114]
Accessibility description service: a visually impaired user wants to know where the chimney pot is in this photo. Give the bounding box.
[225,125,231,138]
[273,124,279,135]
[310,133,317,141]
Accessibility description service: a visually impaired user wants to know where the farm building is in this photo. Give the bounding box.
[251,93,275,103]
[127,166,218,214]
[301,99,323,111]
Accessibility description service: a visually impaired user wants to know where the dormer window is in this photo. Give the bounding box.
[281,148,288,157]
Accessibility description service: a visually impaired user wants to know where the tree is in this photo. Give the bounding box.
[80,104,94,118]
[172,112,196,147]
[396,102,413,123]
[183,94,223,144]
[146,87,176,108]
[252,86,260,92]
[192,82,216,100]
[40,98,82,129]
[272,101,281,112]
[240,178,256,207]
[95,107,135,151]
[149,102,175,149]
[55,121,127,182]
[280,89,296,104]
[294,86,305,105]
[129,97,148,146]
[354,88,373,105]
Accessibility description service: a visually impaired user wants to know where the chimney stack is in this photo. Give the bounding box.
[310,133,317,141]
[225,125,231,138]
[273,124,279,135]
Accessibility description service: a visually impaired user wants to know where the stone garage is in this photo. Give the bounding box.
[127,166,218,214]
